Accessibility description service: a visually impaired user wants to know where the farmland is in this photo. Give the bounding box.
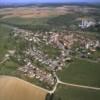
[0,6,69,18]
[53,84,100,100]
[0,4,100,100]
[0,5,100,32]
[57,59,100,87]
[0,76,47,100]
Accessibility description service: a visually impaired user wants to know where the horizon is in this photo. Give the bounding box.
[0,0,100,5]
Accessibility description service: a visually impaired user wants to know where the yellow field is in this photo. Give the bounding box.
[0,76,48,100]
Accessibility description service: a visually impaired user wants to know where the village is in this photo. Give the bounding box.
[4,24,100,88]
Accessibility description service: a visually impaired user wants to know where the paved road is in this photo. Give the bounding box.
[59,81,100,91]
[55,73,100,91]
[39,69,100,94]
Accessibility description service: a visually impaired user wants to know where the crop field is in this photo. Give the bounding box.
[53,84,100,100]
[0,76,48,100]
[0,5,100,33]
[57,59,100,87]
[0,6,72,19]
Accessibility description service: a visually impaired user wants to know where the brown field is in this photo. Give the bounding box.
[0,76,48,100]
[0,6,76,19]
[0,6,97,19]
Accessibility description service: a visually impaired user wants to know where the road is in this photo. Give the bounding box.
[48,72,100,94]
[0,57,9,65]
[59,81,100,91]
[75,56,99,63]
[55,73,100,91]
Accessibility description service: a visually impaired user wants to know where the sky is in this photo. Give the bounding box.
[0,0,100,4]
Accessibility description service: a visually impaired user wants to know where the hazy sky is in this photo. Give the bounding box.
[0,0,100,4]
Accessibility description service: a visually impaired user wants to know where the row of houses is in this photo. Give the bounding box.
[11,26,100,87]
[18,62,55,86]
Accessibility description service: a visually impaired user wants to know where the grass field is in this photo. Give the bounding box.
[0,24,14,60]
[0,17,49,25]
[37,43,61,59]
[0,59,19,76]
[57,59,100,87]
[53,84,100,100]
[0,76,47,100]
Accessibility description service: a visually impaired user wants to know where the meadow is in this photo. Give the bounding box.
[0,24,14,60]
[53,84,100,100]
[57,59,100,87]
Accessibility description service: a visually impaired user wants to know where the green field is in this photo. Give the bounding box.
[53,85,100,100]
[36,43,61,59]
[0,24,14,60]
[0,59,19,76]
[0,17,48,25]
[57,59,100,87]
